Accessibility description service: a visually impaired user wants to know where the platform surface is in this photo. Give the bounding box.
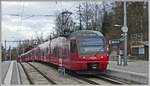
[107,60,148,77]
[106,60,149,84]
[1,60,21,85]
[2,61,11,84]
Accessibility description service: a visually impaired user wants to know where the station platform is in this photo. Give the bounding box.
[1,60,22,85]
[1,60,148,85]
[106,60,149,84]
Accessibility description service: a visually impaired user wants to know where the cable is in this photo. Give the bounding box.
[20,0,25,32]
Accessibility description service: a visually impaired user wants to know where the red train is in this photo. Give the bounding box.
[18,30,108,73]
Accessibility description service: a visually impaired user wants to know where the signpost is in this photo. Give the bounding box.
[121,26,128,33]
[109,39,124,66]
[122,0,128,66]
[58,58,65,76]
[109,39,122,45]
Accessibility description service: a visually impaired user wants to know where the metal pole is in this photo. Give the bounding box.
[85,2,88,30]
[16,48,19,59]
[49,35,51,57]
[124,0,127,27]
[62,13,64,35]
[22,41,24,53]
[123,0,128,66]
[5,40,7,61]
[9,46,11,60]
[79,4,82,30]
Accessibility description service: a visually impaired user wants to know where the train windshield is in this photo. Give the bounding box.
[79,37,105,54]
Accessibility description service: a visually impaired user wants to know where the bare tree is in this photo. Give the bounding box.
[76,1,111,31]
[55,10,75,36]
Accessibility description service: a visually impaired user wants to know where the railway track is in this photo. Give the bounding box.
[19,62,56,85]
[93,75,125,84]
[67,71,100,85]
[19,61,128,85]
[27,63,57,84]
[33,61,101,85]
[98,72,145,84]
[37,61,126,85]
[67,70,125,85]
[17,63,23,84]
[19,62,33,84]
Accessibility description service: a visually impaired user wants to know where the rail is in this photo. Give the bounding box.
[93,75,125,84]
[19,62,34,84]
[27,62,57,85]
[38,62,102,85]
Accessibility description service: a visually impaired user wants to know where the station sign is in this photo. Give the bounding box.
[121,26,128,33]
[109,39,122,45]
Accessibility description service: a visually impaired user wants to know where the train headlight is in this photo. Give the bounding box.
[89,56,97,59]
[82,56,86,59]
[100,56,104,59]
[80,56,86,59]
[107,54,108,57]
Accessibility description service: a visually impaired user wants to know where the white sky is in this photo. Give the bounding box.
[2,1,103,48]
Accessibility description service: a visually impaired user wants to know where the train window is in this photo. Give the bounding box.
[61,46,64,55]
[38,48,40,55]
[53,47,57,57]
[55,47,58,57]
[64,45,69,56]
[43,51,44,56]
[34,50,36,55]
[65,47,67,55]
[43,49,45,55]
[65,45,69,56]
[47,48,49,53]
[51,47,55,57]
[79,37,105,54]
[56,47,60,58]
[41,50,43,56]
[51,47,53,56]
[61,47,64,56]
[49,46,51,54]
[59,47,62,58]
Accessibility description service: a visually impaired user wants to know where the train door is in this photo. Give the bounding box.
[61,44,69,68]
[46,47,49,62]
[56,46,63,58]
[56,46,63,66]
[70,39,78,60]
[48,42,51,62]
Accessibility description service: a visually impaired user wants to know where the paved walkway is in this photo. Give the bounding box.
[1,61,11,84]
[107,60,149,77]
[2,60,21,85]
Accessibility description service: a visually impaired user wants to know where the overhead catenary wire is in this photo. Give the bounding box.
[20,0,25,31]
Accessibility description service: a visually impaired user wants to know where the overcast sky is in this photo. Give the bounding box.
[2,1,104,48]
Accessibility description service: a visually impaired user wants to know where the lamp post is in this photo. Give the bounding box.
[114,0,128,66]
[121,0,128,66]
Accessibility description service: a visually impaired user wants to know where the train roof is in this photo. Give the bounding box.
[38,41,50,49]
[19,30,103,57]
[19,42,48,57]
[70,30,104,38]
[19,49,32,57]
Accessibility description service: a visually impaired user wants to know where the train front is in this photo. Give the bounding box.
[74,31,108,73]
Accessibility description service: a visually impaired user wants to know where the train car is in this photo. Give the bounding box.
[70,30,108,72]
[18,50,32,62]
[19,30,108,73]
